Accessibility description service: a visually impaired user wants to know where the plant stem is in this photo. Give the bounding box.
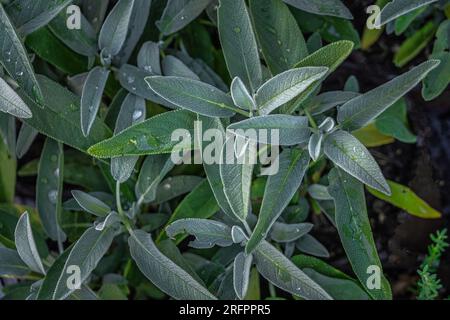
[304,109,318,129]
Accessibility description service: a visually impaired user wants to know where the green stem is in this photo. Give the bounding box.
[304,109,318,129]
[115,181,133,232]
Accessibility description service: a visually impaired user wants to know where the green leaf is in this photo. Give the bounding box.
[0,113,16,157]
[0,76,32,118]
[155,175,203,204]
[352,123,395,148]
[283,0,353,19]
[375,98,416,143]
[25,27,89,75]
[270,222,313,243]
[71,190,111,217]
[287,40,354,114]
[0,3,43,103]
[48,9,97,57]
[228,115,310,146]
[328,168,392,300]
[305,91,360,115]
[198,115,235,219]
[394,6,427,35]
[393,22,436,68]
[230,77,256,111]
[249,0,308,75]
[0,137,16,203]
[128,229,217,300]
[156,0,211,36]
[377,0,438,27]
[14,212,46,274]
[157,179,220,243]
[254,240,332,299]
[88,110,195,158]
[246,148,310,254]
[137,41,162,74]
[98,0,135,57]
[53,226,117,300]
[233,252,253,300]
[110,93,146,183]
[145,76,236,117]
[36,138,66,242]
[166,218,233,248]
[16,123,38,159]
[5,0,71,35]
[0,247,29,277]
[296,234,330,258]
[323,130,390,195]
[19,75,112,153]
[161,55,200,80]
[256,67,328,115]
[81,67,110,137]
[135,154,174,204]
[422,51,450,101]
[367,180,441,219]
[218,0,262,93]
[338,60,440,131]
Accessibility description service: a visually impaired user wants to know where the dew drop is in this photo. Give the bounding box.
[54,168,60,178]
[132,109,143,121]
[50,154,58,162]
[233,27,241,33]
[144,65,153,73]
[163,183,171,190]
[16,71,23,76]
[48,190,58,204]
[127,76,135,84]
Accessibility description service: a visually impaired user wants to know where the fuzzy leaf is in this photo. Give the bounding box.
[128,229,217,300]
[246,148,310,254]
[0,247,29,277]
[377,0,438,27]
[71,190,111,217]
[338,60,440,131]
[323,130,390,195]
[283,0,353,19]
[0,76,32,118]
[218,0,262,93]
[137,41,162,74]
[233,252,253,300]
[230,77,256,111]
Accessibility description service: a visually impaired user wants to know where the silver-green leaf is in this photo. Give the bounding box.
[128,229,217,300]
[283,0,353,19]
[0,76,32,118]
[233,252,253,300]
[71,190,111,217]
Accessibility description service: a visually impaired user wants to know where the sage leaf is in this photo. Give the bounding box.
[228,115,310,146]
[422,51,450,101]
[98,0,135,57]
[114,0,151,65]
[137,41,162,74]
[230,77,256,111]
[253,240,332,300]
[156,0,212,36]
[145,76,236,117]
[270,222,313,243]
[377,0,438,27]
[36,138,66,242]
[81,67,110,137]
[0,3,43,102]
[95,212,121,231]
[157,179,220,243]
[217,0,262,93]
[88,110,196,158]
[296,234,330,258]
[16,123,38,159]
[53,226,117,300]
[233,252,253,300]
[338,60,440,131]
[308,133,323,161]
[135,154,174,204]
[0,247,29,277]
[161,55,200,80]
[118,64,177,108]
[328,168,392,300]
[199,115,235,219]
[5,0,72,36]
[246,148,310,254]
[19,75,112,153]
[166,218,233,249]
[128,229,217,300]
[308,184,332,201]
[14,212,46,274]
[283,0,353,20]
[231,226,247,244]
[48,9,97,57]
[71,190,111,217]
[305,91,360,115]
[256,67,328,115]
[111,94,146,183]
[0,76,32,118]
[323,130,390,195]
[249,0,308,75]
[220,134,255,224]
[155,175,203,204]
